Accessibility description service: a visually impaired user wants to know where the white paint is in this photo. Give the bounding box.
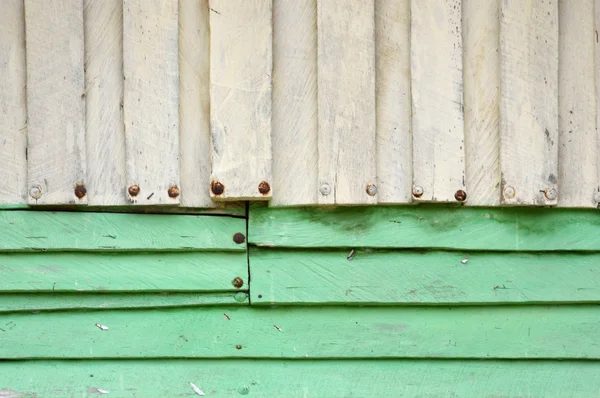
[189,382,205,396]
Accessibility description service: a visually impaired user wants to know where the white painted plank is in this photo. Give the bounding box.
[209,0,273,201]
[0,1,27,204]
[375,0,411,204]
[499,0,559,206]
[84,0,127,206]
[25,0,87,205]
[123,0,180,205]
[463,0,501,206]
[410,0,465,203]
[179,0,214,208]
[595,0,600,206]
[317,0,377,205]
[271,0,318,206]
[558,0,597,208]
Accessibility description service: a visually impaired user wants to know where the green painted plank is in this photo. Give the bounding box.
[250,249,600,305]
[1,360,599,397]
[0,211,246,252]
[1,305,598,359]
[0,292,249,313]
[0,252,247,292]
[249,205,600,251]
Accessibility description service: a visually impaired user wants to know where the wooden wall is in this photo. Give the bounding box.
[0,0,598,208]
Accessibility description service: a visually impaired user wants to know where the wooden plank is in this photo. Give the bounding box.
[0,292,248,313]
[375,0,412,204]
[248,205,600,251]
[271,0,319,206]
[179,0,214,208]
[0,211,246,252]
[24,0,87,205]
[123,0,180,205]
[558,0,597,208]
[84,0,127,206]
[463,0,501,206]
[500,0,559,205]
[597,0,600,203]
[0,252,247,292]
[410,0,465,203]
[317,0,377,205]
[0,1,27,205]
[0,305,599,358]
[2,360,600,397]
[251,249,600,305]
[209,0,273,201]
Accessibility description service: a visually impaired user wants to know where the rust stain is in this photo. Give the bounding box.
[128,184,140,197]
[233,232,246,244]
[232,277,244,289]
[258,181,271,195]
[211,180,225,196]
[74,184,87,199]
[167,185,180,199]
[454,190,467,202]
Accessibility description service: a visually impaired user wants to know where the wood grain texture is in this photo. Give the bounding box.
[179,0,214,208]
[500,0,559,205]
[2,360,600,397]
[0,211,245,252]
[251,249,600,305]
[0,252,247,292]
[209,0,273,201]
[1,305,599,358]
[84,0,127,206]
[317,0,377,205]
[25,0,87,205]
[558,0,597,208]
[271,0,319,206]
[410,0,465,203]
[123,0,180,205]
[463,0,501,206]
[375,0,412,204]
[0,292,248,313]
[0,1,27,205]
[249,205,600,251]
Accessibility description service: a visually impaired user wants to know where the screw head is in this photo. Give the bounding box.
[29,185,42,199]
[232,277,244,289]
[366,184,377,196]
[211,180,225,196]
[233,232,246,244]
[258,181,271,195]
[503,185,516,199]
[544,188,558,201]
[319,183,331,196]
[167,185,180,198]
[412,185,424,198]
[454,189,467,202]
[128,184,140,197]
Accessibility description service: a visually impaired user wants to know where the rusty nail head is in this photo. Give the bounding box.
[258,181,271,195]
[29,185,42,199]
[412,185,424,198]
[74,184,87,199]
[319,183,331,195]
[232,277,244,289]
[168,185,180,198]
[211,180,225,196]
[544,188,558,201]
[128,184,140,197]
[366,184,377,196]
[454,189,467,202]
[233,232,246,244]
[503,185,516,199]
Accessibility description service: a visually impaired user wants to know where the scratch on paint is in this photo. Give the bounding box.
[95,323,109,331]
[273,325,283,332]
[190,382,205,396]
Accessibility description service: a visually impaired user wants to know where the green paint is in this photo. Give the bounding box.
[1,305,598,359]
[0,251,247,292]
[0,292,247,313]
[250,248,600,305]
[249,204,600,251]
[0,211,246,251]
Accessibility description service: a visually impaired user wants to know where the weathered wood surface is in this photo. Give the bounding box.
[0,1,27,205]
[249,205,600,251]
[271,0,319,206]
[1,305,598,358]
[2,360,600,397]
[251,249,600,305]
[84,0,127,206]
[410,0,465,203]
[209,0,273,201]
[375,0,412,204]
[463,0,501,206]
[0,211,245,252]
[317,0,377,205]
[0,292,248,313]
[500,0,559,205]
[25,0,87,205]
[0,252,247,292]
[123,0,180,205]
